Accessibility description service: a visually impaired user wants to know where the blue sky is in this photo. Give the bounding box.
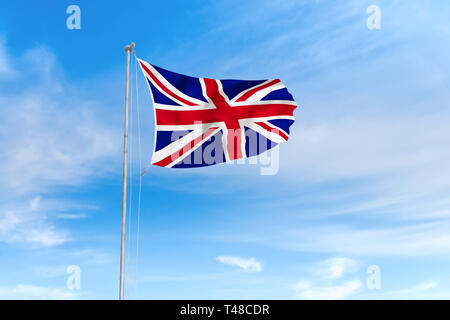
[1,0,450,299]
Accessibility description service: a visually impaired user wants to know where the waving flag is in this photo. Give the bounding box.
[137,58,297,168]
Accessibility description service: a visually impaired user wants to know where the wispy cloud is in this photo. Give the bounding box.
[369,281,447,299]
[389,281,438,297]
[0,284,80,299]
[312,257,360,280]
[216,256,263,272]
[293,279,361,300]
[0,198,68,246]
[34,265,68,278]
[293,256,362,299]
[65,249,114,266]
[55,213,87,220]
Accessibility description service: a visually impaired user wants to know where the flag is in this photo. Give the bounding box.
[137,58,297,168]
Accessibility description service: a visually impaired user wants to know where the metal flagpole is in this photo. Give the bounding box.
[120,42,135,300]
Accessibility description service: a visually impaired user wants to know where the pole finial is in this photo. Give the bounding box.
[125,42,135,53]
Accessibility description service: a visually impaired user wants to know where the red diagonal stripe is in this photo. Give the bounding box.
[235,79,281,102]
[139,61,198,106]
[153,127,219,167]
[255,121,288,141]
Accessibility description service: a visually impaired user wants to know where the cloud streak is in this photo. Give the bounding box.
[217,256,263,272]
[312,257,360,280]
[0,198,68,246]
[293,279,361,300]
[0,284,80,299]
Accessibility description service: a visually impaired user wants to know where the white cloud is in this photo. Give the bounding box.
[217,256,263,272]
[388,281,438,298]
[34,266,67,278]
[0,194,99,246]
[66,249,113,265]
[293,279,361,300]
[56,213,87,220]
[0,284,80,299]
[0,211,20,234]
[0,195,78,246]
[293,256,361,299]
[415,281,439,291]
[313,257,359,280]
[0,208,67,247]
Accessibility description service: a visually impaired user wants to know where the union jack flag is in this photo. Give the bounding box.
[137,58,297,168]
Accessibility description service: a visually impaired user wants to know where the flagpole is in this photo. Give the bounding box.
[120,42,135,300]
